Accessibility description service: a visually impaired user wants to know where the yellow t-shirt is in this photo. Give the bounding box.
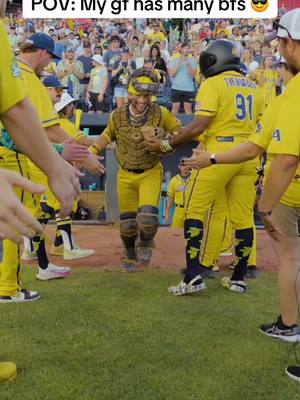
[59,118,83,140]
[103,105,178,143]
[146,32,166,44]
[249,86,300,207]
[195,71,265,140]
[167,174,192,207]
[18,60,59,174]
[0,20,26,115]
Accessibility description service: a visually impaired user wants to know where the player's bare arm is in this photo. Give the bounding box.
[183,141,264,170]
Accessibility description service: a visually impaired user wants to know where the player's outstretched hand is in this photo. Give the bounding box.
[0,170,44,243]
[62,138,90,162]
[47,158,83,218]
[81,154,105,176]
[181,148,211,170]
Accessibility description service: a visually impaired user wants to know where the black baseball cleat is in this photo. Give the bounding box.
[286,365,300,382]
[246,265,258,279]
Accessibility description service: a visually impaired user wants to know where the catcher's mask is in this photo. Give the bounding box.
[127,68,160,96]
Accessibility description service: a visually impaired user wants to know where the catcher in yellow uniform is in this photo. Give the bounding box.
[88,68,179,271]
[145,40,265,295]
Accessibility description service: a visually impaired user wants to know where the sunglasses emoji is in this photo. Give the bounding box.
[251,0,269,12]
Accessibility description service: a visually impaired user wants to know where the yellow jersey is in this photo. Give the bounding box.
[167,173,193,207]
[249,86,300,207]
[18,60,59,174]
[59,118,80,139]
[195,71,265,140]
[0,20,26,115]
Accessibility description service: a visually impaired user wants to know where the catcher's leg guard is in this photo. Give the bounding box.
[120,212,138,260]
[136,206,159,265]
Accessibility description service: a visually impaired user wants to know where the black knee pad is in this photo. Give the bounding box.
[120,212,138,238]
[136,206,159,240]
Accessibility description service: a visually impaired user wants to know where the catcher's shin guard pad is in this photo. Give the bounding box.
[136,205,159,245]
[120,212,138,259]
[120,212,138,238]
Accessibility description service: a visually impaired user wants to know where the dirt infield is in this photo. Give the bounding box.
[35,226,278,273]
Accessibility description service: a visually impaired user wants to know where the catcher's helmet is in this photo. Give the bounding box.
[199,40,241,79]
[127,68,160,96]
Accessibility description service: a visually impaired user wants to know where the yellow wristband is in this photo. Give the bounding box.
[74,133,86,143]
[88,144,101,155]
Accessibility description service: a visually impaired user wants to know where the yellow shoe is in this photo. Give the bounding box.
[21,249,37,261]
[0,362,17,383]
[50,244,64,256]
[212,261,219,272]
[64,247,95,260]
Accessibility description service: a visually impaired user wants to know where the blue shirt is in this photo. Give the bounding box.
[169,57,197,92]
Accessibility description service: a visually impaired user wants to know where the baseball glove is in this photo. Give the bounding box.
[141,126,168,140]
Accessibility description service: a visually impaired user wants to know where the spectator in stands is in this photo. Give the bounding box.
[77,42,94,107]
[103,35,122,74]
[112,47,136,108]
[149,44,168,79]
[146,22,166,44]
[159,40,170,63]
[253,40,263,63]
[242,48,259,76]
[87,55,108,114]
[57,47,84,100]
[168,42,197,115]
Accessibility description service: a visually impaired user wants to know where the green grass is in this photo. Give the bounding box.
[0,268,299,399]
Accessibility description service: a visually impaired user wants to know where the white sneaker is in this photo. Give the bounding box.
[64,248,95,260]
[21,249,37,261]
[222,277,246,293]
[0,289,40,303]
[168,275,206,296]
[36,263,71,281]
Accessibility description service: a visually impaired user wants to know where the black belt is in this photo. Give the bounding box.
[124,168,146,174]
[175,204,184,208]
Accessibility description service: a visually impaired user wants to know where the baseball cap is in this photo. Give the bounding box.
[266,8,300,41]
[66,47,75,53]
[26,33,61,59]
[55,92,76,112]
[92,54,105,65]
[122,47,130,54]
[43,75,67,89]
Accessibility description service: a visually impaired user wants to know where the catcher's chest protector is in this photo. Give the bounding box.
[113,104,162,171]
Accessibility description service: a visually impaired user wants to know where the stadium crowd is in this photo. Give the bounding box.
[3,10,288,114]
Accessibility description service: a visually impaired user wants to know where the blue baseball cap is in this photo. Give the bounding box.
[42,75,67,89]
[26,33,61,59]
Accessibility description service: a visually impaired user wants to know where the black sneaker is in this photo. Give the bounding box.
[199,265,215,279]
[260,316,300,342]
[246,265,258,279]
[286,365,300,382]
